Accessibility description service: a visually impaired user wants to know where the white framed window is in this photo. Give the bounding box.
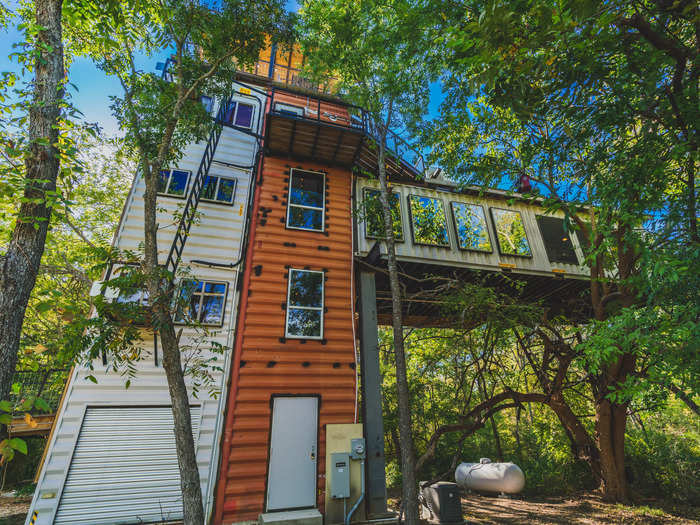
[222,100,254,129]
[286,169,325,232]
[200,95,214,115]
[112,265,149,306]
[158,169,191,198]
[285,269,324,339]
[175,280,228,326]
[201,175,236,204]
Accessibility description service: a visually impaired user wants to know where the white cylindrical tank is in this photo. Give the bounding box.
[455,458,525,494]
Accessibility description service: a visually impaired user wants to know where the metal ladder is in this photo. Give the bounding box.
[163,100,228,277]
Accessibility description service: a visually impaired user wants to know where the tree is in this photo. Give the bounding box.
[64,1,291,521]
[299,1,440,521]
[0,0,66,410]
[424,0,699,502]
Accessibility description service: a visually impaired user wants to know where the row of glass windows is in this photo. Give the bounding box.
[115,274,229,327]
[114,267,325,338]
[157,169,237,205]
[362,188,580,265]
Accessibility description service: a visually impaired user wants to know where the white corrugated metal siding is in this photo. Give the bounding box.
[355,179,589,278]
[54,406,201,524]
[27,83,265,525]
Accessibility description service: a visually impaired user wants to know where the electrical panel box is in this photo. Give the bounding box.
[350,438,366,460]
[330,452,351,499]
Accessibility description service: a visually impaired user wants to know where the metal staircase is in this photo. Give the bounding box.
[163,101,228,277]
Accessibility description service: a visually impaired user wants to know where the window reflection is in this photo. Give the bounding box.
[451,202,492,252]
[287,170,325,231]
[363,189,403,240]
[175,280,227,326]
[490,208,532,257]
[408,195,450,247]
[286,269,324,338]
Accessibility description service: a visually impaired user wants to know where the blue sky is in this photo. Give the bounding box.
[0,2,444,138]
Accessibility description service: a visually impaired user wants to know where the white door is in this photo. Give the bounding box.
[54,406,200,524]
[266,396,319,511]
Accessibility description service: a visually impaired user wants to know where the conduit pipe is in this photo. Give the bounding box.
[345,460,365,525]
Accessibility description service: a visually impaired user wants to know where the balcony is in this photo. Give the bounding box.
[264,86,427,181]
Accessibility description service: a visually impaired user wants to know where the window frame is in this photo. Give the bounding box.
[223,100,255,129]
[286,168,326,233]
[407,193,451,248]
[489,207,533,258]
[449,201,493,253]
[157,169,191,199]
[363,188,404,242]
[274,102,305,118]
[535,215,580,265]
[200,175,237,206]
[285,268,325,340]
[175,279,229,327]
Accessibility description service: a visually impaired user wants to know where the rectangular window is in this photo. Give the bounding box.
[176,280,228,326]
[285,269,324,339]
[201,175,236,204]
[157,169,190,198]
[451,202,492,252]
[222,100,254,129]
[490,208,532,257]
[274,102,304,117]
[363,188,403,241]
[200,95,214,115]
[113,265,149,306]
[536,216,579,265]
[286,169,325,232]
[408,194,450,247]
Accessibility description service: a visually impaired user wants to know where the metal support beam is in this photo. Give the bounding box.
[358,270,389,517]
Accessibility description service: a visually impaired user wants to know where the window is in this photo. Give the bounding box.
[451,202,492,252]
[490,208,532,257]
[201,175,236,204]
[176,280,227,326]
[536,216,579,265]
[113,265,149,306]
[363,188,403,241]
[408,195,450,247]
[285,269,324,339]
[274,102,304,117]
[222,100,254,128]
[158,170,190,197]
[286,169,325,232]
[200,95,214,115]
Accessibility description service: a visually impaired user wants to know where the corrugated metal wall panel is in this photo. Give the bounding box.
[216,157,356,524]
[28,84,265,525]
[355,180,589,278]
[54,406,200,524]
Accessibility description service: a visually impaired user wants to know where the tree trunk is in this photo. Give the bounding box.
[376,124,418,525]
[0,0,64,405]
[141,162,204,524]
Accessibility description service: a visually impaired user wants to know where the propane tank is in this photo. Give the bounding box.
[455,458,525,494]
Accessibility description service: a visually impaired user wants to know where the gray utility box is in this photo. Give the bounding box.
[330,452,351,499]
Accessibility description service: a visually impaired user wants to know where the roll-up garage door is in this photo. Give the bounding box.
[54,406,200,524]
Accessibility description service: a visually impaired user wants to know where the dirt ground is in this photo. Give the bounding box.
[459,493,700,524]
[0,496,31,525]
[389,492,700,525]
[2,492,699,524]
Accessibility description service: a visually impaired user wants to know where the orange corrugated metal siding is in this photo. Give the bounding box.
[217,156,356,524]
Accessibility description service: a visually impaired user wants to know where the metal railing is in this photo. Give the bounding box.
[10,368,69,414]
[268,86,427,178]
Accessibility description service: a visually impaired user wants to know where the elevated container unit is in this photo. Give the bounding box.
[26,84,266,525]
[213,90,358,524]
